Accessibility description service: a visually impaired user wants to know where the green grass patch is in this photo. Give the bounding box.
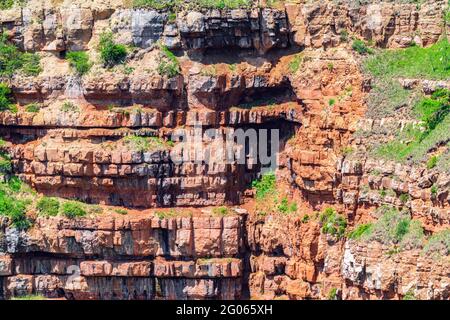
[352,39,373,55]
[62,201,87,219]
[288,54,302,74]
[25,103,40,113]
[36,197,60,217]
[423,229,450,258]
[60,101,79,112]
[277,197,297,214]
[364,40,450,80]
[365,206,424,248]
[251,171,276,200]
[157,44,180,78]
[348,223,373,240]
[115,208,128,215]
[66,51,92,75]
[0,33,41,76]
[124,135,167,152]
[319,207,347,239]
[0,83,15,112]
[98,32,127,68]
[0,177,32,230]
[11,294,46,300]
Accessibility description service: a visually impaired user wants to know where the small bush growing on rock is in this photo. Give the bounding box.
[0,140,11,174]
[252,172,276,200]
[423,229,450,258]
[399,193,410,204]
[319,207,347,238]
[430,184,438,197]
[427,155,438,169]
[367,206,424,248]
[60,101,79,113]
[348,223,373,240]
[20,52,42,76]
[212,206,229,216]
[66,51,92,75]
[124,135,166,152]
[340,30,349,42]
[98,32,127,68]
[157,44,180,78]
[62,201,87,219]
[25,103,40,113]
[403,290,416,300]
[277,197,297,214]
[0,0,14,10]
[0,33,41,76]
[288,54,302,74]
[0,83,15,112]
[115,208,128,215]
[0,190,30,230]
[36,197,60,217]
[352,39,373,55]
[328,288,338,300]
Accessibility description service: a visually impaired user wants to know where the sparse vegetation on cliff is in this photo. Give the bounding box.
[319,207,347,238]
[423,229,450,258]
[351,206,425,249]
[124,135,167,152]
[0,33,41,76]
[98,32,127,68]
[366,40,450,80]
[36,197,60,217]
[66,51,92,75]
[252,171,276,200]
[0,83,15,112]
[374,89,449,163]
[0,177,32,230]
[157,44,180,78]
[133,0,251,10]
[62,201,87,219]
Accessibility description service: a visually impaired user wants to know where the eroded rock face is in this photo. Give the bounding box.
[0,214,244,299]
[0,0,448,300]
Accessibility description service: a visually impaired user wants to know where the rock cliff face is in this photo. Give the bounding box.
[0,0,448,300]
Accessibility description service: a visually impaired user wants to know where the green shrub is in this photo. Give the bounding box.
[0,0,14,10]
[8,176,22,192]
[430,184,438,197]
[403,290,416,300]
[352,39,373,55]
[0,33,41,76]
[364,40,450,80]
[288,54,302,74]
[367,206,424,247]
[399,193,410,204]
[301,214,310,223]
[319,207,347,238]
[66,51,92,75]
[0,155,11,174]
[133,0,175,9]
[0,83,15,112]
[212,206,229,216]
[328,288,338,300]
[60,101,79,112]
[36,197,60,217]
[252,172,276,200]
[426,155,438,169]
[0,191,30,230]
[115,208,128,215]
[98,32,127,68]
[62,201,87,219]
[25,103,40,113]
[157,44,180,78]
[277,197,297,214]
[348,223,373,240]
[423,229,450,257]
[21,52,42,76]
[124,135,166,152]
[340,30,349,42]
